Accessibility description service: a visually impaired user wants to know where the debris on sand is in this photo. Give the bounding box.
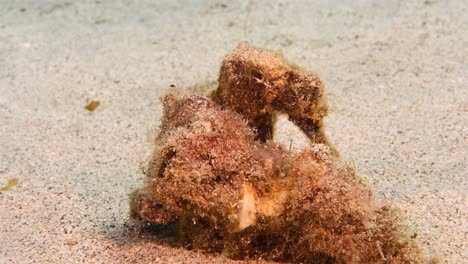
[130,44,431,263]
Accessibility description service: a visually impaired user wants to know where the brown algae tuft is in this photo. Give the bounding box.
[130,44,432,263]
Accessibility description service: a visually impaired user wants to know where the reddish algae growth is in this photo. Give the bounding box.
[130,44,433,263]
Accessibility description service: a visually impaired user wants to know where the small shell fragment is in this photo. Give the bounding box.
[85,101,100,111]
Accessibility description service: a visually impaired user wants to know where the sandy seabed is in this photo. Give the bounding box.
[0,1,466,263]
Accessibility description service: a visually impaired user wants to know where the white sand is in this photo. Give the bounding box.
[0,1,466,263]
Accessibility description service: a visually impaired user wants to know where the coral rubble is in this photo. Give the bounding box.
[130,44,428,263]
